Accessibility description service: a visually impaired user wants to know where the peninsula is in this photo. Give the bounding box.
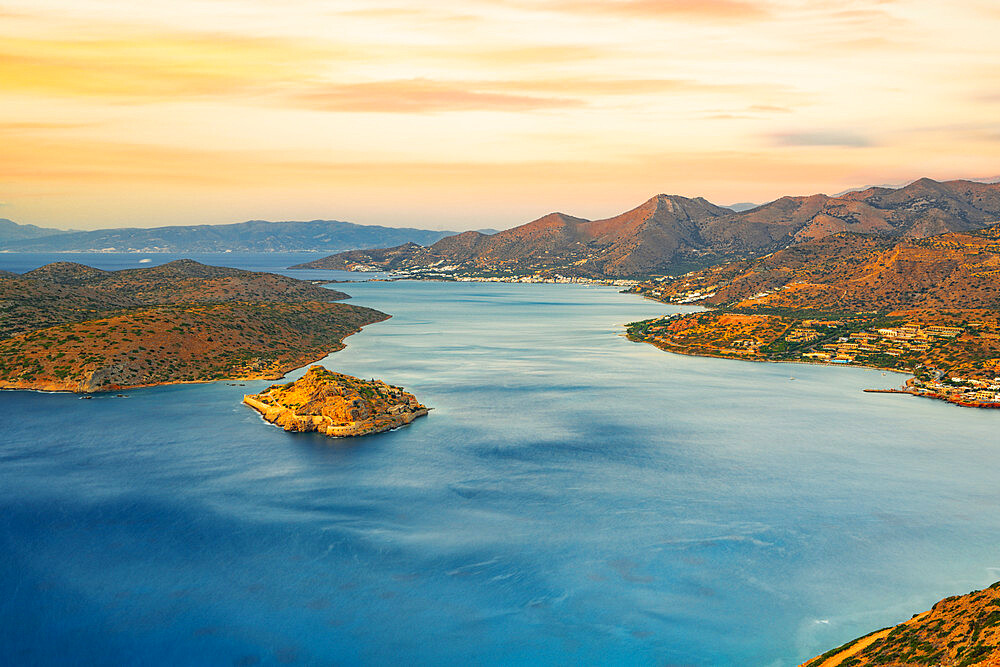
[799,581,1000,667]
[243,365,428,437]
[0,260,388,392]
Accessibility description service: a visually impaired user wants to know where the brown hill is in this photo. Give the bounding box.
[0,301,385,392]
[636,227,1000,313]
[0,260,385,392]
[0,275,141,339]
[23,259,349,304]
[800,580,1000,667]
[294,179,1000,278]
[2,259,350,339]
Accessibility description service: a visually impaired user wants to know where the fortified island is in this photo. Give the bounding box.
[243,366,428,437]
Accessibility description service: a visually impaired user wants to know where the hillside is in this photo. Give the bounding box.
[626,226,1000,406]
[633,227,1000,312]
[2,259,349,339]
[0,261,386,392]
[0,218,457,253]
[295,178,1000,279]
[799,581,1000,667]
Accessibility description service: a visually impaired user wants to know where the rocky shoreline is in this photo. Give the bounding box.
[243,365,428,437]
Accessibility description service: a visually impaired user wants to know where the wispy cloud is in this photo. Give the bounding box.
[769,131,875,148]
[295,79,582,113]
[292,77,784,113]
[748,105,792,113]
[536,0,771,21]
[0,34,332,99]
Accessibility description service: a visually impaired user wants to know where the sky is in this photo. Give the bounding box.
[1,0,999,231]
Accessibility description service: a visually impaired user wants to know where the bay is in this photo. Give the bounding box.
[1,253,998,665]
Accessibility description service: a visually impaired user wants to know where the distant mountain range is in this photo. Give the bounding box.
[0,219,461,253]
[294,178,1000,278]
[0,219,68,243]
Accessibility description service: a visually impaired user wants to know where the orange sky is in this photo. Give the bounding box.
[2,0,999,230]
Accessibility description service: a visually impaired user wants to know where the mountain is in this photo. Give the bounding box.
[636,225,1000,313]
[295,195,733,276]
[799,580,1000,667]
[0,219,67,243]
[1,219,458,253]
[295,178,1000,278]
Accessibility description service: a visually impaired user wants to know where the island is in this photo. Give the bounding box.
[0,260,388,392]
[243,365,428,437]
[626,228,1000,408]
[799,581,1000,667]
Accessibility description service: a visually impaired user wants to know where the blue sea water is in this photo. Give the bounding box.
[1,253,999,666]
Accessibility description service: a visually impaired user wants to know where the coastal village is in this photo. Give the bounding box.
[628,313,1000,408]
[379,265,637,286]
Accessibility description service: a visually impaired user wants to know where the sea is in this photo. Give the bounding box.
[1,252,998,666]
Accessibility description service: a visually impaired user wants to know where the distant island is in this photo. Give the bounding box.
[799,581,1000,666]
[244,365,428,437]
[292,178,1000,280]
[625,227,1000,407]
[0,260,387,392]
[0,218,459,253]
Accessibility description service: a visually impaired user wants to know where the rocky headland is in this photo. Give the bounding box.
[244,365,428,437]
[800,581,1000,667]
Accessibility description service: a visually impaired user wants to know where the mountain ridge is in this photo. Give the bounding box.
[295,178,1000,278]
[0,219,460,253]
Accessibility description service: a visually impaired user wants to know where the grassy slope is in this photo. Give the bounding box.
[800,582,1000,667]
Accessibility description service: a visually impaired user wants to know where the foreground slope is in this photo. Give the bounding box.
[295,178,1000,279]
[800,581,1000,667]
[0,260,386,392]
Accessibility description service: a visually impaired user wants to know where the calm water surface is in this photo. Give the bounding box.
[1,254,998,665]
